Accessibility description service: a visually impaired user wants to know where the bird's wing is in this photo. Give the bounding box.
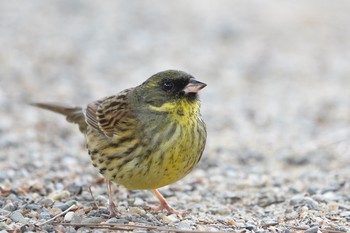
[85,88,135,137]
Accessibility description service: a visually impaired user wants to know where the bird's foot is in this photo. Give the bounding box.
[108,201,119,217]
[150,203,184,215]
[150,189,185,215]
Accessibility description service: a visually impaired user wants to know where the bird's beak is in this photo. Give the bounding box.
[183,79,207,94]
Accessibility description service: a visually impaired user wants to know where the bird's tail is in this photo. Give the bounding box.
[31,102,88,133]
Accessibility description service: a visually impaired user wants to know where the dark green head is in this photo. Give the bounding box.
[134,70,206,107]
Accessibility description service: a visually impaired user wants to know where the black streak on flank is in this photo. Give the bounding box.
[99,167,107,174]
[99,119,109,125]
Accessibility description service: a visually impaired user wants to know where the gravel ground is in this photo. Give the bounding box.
[1,1,350,232]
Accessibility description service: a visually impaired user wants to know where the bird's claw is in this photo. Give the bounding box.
[150,204,185,215]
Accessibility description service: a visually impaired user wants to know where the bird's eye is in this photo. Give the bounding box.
[162,80,174,92]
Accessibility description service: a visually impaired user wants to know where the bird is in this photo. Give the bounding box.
[32,70,207,216]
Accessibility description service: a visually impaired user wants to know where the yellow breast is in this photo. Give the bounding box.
[87,98,206,190]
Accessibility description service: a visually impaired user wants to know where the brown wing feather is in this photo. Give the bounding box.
[85,88,135,137]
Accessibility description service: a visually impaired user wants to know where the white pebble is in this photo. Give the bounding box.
[64,211,75,222]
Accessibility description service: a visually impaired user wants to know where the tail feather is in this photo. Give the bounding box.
[31,102,88,133]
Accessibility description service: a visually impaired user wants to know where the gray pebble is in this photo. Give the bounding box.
[11,211,27,224]
[289,195,304,206]
[3,202,15,211]
[25,204,41,210]
[81,217,103,224]
[340,211,350,217]
[133,197,145,206]
[322,192,342,201]
[0,216,7,222]
[212,205,231,215]
[105,217,129,224]
[203,226,219,231]
[38,210,51,220]
[255,230,266,233]
[289,195,319,210]
[245,221,257,231]
[0,209,10,216]
[304,197,319,210]
[177,220,193,230]
[53,200,77,211]
[41,224,55,232]
[307,187,318,195]
[304,226,319,233]
[0,222,11,231]
[39,198,54,207]
[95,195,108,205]
[66,226,77,233]
[71,215,83,224]
[67,184,83,195]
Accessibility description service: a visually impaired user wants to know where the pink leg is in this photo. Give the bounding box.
[150,189,184,215]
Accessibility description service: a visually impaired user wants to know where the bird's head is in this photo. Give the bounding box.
[135,70,206,108]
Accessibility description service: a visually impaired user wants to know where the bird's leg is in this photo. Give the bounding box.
[106,180,119,217]
[150,189,184,215]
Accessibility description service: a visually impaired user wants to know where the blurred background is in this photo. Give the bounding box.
[0,0,349,231]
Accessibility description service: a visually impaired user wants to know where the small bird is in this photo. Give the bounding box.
[32,70,207,216]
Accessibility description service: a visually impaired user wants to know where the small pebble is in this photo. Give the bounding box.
[255,229,266,233]
[27,210,38,218]
[289,195,319,210]
[203,226,219,231]
[25,204,41,210]
[41,224,55,232]
[48,190,70,201]
[226,218,236,226]
[49,207,63,216]
[71,215,83,224]
[3,202,15,211]
[304,226,319,233]
[290,195,304,206]
[0,209,10,216]
[307,187,318,195]
[177,220,193,230]
[117,206,128,214]
[285,211,298,220]
[213,206,231,215]
[11,211,27,224]
[39,198,54,208]
[322,192,342,201]
[53,200,77,211]
[81,217,103,224]
[133,197,145,206]
[95,195,108,205]
[106,218,129,224]
[304,197,319,210]
[0,222,11,231]
[245,221,257,231]
[64,211,75,222]
[38,210,51,220]
[129,206,146,215]
[161,214,178,224]
[340,211,350,217]
[67,184,83,195]
[328,202,339,211]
